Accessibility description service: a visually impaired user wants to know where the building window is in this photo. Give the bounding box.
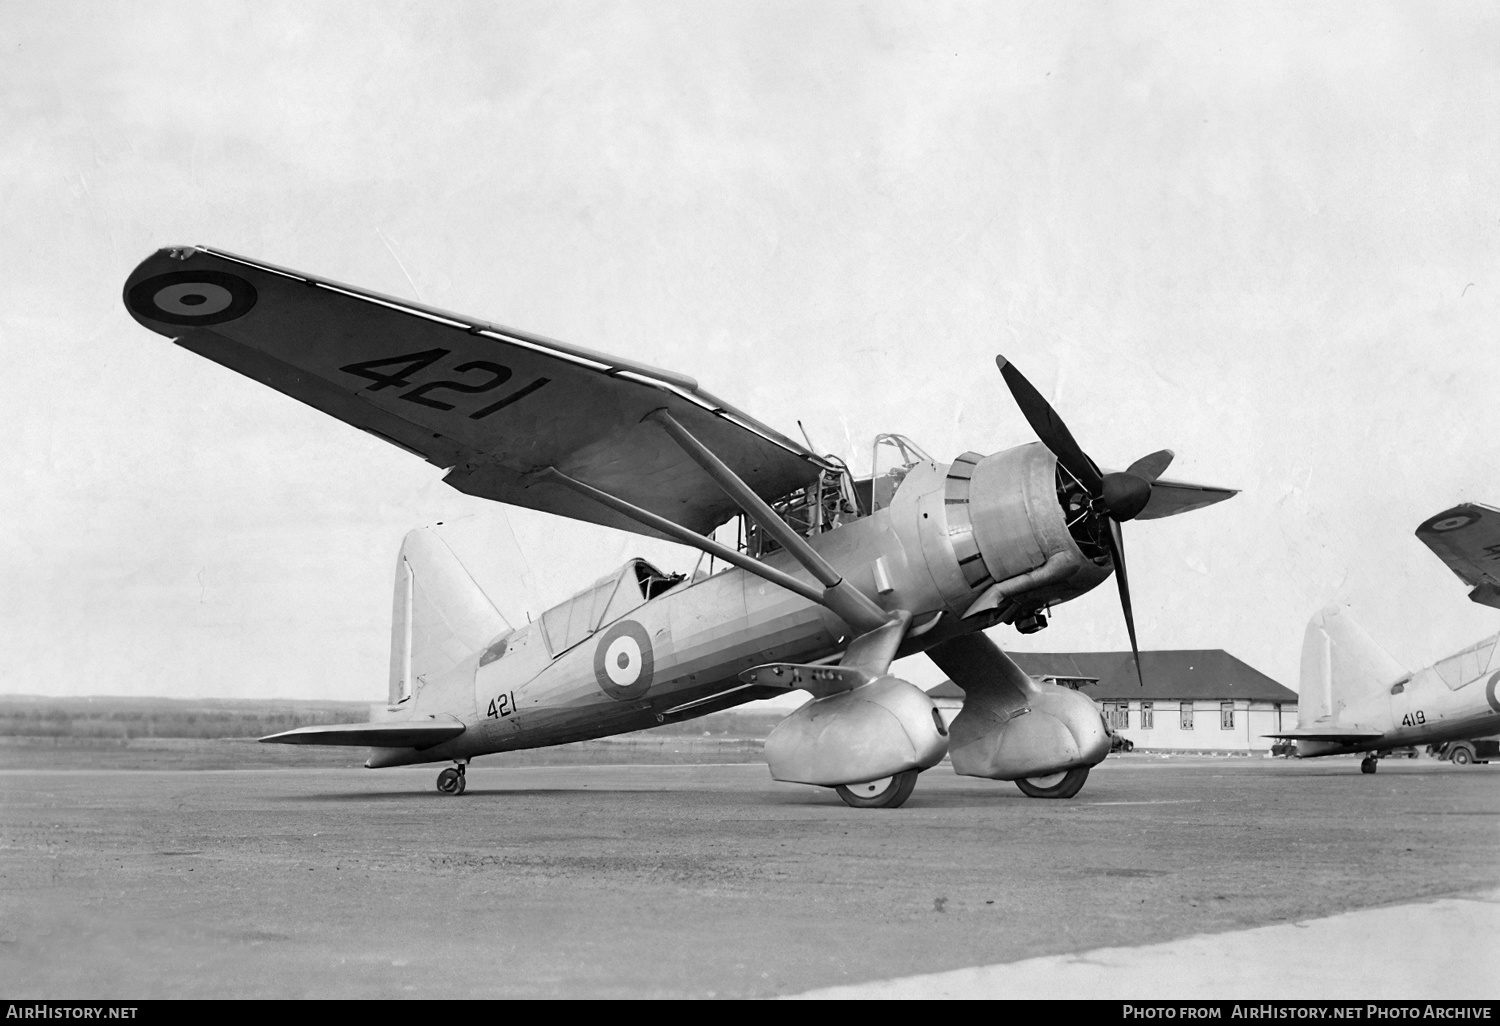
[1103,701,1128,730]
[1180,702,1194,730]
[1274,702,1282,733]
[1141,701,1153,729]
[1221,702,1234,730]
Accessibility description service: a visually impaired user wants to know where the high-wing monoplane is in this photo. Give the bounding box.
[1271,503,1500,772]
[123,246,1236,806]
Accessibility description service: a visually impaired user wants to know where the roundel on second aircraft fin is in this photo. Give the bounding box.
[593,620,654,701]
[126,270,258,326]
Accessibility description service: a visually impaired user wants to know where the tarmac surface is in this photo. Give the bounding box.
[2,755,1497,999]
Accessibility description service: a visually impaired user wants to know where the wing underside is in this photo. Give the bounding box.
[123,247,829,539]
[1416,503,1500,608]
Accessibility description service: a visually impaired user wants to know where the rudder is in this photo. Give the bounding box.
[1298,605,1408,725]
[389,528,510,705]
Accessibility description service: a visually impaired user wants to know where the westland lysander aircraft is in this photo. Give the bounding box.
[1271,503,1500,773]
[124,246,1235,807]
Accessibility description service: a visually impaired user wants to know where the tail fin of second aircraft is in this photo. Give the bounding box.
[1298,605,1408,725]
[389,528,510,705]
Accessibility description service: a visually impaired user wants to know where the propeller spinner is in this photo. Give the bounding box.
[995,356,1174,686]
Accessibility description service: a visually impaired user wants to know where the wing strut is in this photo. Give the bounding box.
[539,467,824,605]
[647,409,891,633]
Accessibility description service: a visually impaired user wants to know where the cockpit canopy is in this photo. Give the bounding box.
[744,433,932,557]
[858,433,933,513]
[539,558,684,656]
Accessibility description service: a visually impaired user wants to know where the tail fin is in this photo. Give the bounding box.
[389,528,510,705]
[1298,605,1408,725]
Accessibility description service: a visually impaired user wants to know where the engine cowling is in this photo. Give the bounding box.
[892,441,1114,624]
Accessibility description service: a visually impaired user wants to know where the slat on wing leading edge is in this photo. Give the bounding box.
[122,246,829,539]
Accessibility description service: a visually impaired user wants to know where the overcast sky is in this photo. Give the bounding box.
[3,1,1498,703]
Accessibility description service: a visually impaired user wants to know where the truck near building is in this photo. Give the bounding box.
[1431,736,1499,765]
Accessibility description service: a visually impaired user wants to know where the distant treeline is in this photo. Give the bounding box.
[0,695,794,741]
[0,695,372,740]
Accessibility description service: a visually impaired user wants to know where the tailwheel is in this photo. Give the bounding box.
[436,765,466,795]
[835,769,919,809]
[1015,766,1090,799]
[1360,756,1378,774]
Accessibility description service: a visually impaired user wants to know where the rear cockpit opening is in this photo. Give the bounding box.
[635,560,687,599]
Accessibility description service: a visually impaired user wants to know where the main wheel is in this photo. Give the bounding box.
[436,767,462,794]
[1360,757,1378,774]
[1015,766,1090,799]
[836,769,919,809]
[1450,746,1474,766]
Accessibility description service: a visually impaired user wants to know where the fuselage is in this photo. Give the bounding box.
[368,445,1114,767]
[1296,642,1500,758]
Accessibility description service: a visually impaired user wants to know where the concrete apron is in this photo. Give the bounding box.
[789,889,1500,1000]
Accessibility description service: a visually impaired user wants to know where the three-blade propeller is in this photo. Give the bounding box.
[995,356,1174,686]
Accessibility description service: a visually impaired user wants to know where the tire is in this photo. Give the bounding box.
[1015,766,1090,799]
[437,767,462,794]
[1360,757,1377,774]
[836,769,919,809]
[1450,746,1474,766]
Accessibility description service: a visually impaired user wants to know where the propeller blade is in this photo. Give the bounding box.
[1105,519,1145,687]
[1125,449,1174,484]
[995,356,1103,495]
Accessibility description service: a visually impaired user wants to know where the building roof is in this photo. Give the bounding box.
[926,649,1296,702]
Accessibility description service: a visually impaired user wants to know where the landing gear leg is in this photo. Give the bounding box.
[436,762,468,795]
[1360,756,1378,774]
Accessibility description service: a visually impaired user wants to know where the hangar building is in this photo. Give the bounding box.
[927,649,1299,753]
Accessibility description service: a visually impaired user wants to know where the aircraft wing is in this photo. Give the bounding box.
[260,719,465,748]
[1415,503,1500,607]
[123,247,830,539]
[1134,478,1239,520]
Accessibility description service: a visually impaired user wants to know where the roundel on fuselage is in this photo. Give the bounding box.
[593,620,654,701]
[1486,670,1500,715]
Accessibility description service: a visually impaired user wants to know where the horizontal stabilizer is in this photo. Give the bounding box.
[1263,729,1383,742]
[1134,478,1238,520]
[259,718,465,749]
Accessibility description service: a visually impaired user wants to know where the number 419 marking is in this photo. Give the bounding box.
[488,692,517,719]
